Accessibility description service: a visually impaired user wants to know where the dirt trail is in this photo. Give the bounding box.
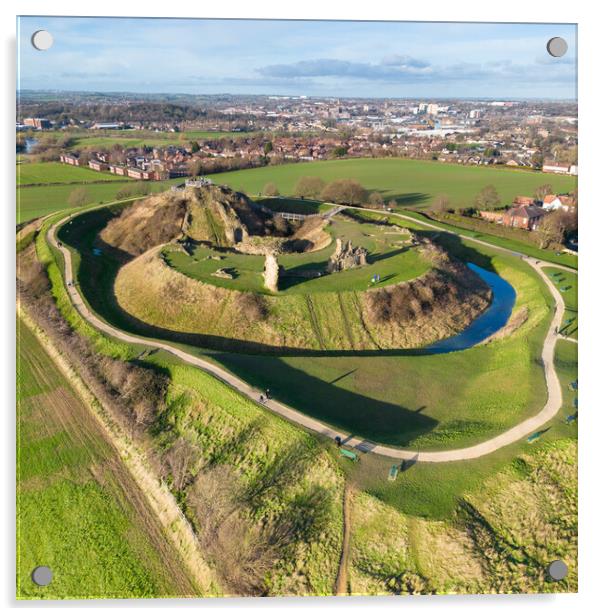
[18,305,221,597]
[334,484,352,596]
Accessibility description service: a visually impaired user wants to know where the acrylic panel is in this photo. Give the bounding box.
[16,16,578,599]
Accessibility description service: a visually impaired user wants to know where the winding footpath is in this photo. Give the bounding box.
[47,207,575,463]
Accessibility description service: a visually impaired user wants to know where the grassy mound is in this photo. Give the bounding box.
[348,439,577,594]
[114,237,490,352]
[100,184,289,257]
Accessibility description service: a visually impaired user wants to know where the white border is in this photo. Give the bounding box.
[3,1,600,614]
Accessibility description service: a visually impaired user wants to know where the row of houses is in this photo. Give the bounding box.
[542,160,578,176]
[60,152,171,180]
[479,193,576,231]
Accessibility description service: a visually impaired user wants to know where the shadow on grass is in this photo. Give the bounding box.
[212,353,438,447]
[387,192,430,208]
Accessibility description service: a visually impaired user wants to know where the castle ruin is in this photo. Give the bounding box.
[264,253,280,292]
[326,239,368,274]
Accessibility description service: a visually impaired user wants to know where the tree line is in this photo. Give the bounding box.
[260,176,396,210]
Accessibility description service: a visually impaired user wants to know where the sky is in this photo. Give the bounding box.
[17,17,577,99]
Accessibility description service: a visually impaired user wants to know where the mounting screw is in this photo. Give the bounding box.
[31,30,53,51]
[31,566,53,586]
[547,560,568,581]
[547,37,568,58]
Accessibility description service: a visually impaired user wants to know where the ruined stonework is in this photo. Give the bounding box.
[326,239,368,273]
[264,253,279,292]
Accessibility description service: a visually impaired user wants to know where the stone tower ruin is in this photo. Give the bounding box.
[326,239,368,274]
[264,253,280,292]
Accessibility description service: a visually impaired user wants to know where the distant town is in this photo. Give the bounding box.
[17,91,577,249]
[17,91,577,175]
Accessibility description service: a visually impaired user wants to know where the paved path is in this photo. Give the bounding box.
[560,335,578,344]
[47,208,574,463]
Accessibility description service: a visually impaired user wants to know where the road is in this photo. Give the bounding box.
[47,207,574,463]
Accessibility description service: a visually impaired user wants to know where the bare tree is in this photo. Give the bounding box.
[366,191,385,209]
[534,184,553,203]
[473,184,501,210]
[537,210,570,248]
[430,194,450,214]
[67,186,91,208]
[321,179,366,206]
[263,182,280,197]
[293,176,326,200]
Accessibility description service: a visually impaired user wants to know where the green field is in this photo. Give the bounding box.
[17,162,128,186]
[164,217,428,295]
[16,178,183,224]
[16,318,196,599]
[256,196,333,215]
[207,158,577,209]
[69,129,260,148]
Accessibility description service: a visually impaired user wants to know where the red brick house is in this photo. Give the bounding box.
[88,159,109,172]
[60,153,80,166]
[503,205,547,230]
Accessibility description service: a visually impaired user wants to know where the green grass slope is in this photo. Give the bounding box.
[348,438,577,594]
[146,360,344,596]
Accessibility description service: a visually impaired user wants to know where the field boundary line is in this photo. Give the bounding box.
[17,304,221,597]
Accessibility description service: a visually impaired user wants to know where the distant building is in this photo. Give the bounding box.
[542,160,578,175]
[503,205,547,230]
[60,153,80,166]
[513,195,536,207]
[109,164,127,175]
[127,167,151,180]
[23,118,51,129]
[88,159,109,172]
[91,122,122,130]
[542,194,576,211]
